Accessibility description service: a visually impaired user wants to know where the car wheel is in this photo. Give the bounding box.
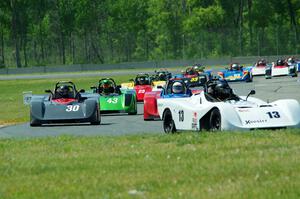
[209,109,221,131]
[91,109,100,125]
[163,109,176,133]
[30,116,41,127]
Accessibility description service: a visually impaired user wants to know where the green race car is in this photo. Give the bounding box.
[91,78,137,115]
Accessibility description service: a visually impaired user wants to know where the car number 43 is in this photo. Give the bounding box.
[66,105,80,112]
[107,98,118,104]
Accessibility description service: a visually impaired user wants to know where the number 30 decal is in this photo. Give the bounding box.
[66,105,80,112]
[266,111,280,119]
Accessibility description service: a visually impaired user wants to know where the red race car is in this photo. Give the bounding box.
[128,73,153,102]
[143,78,204,120]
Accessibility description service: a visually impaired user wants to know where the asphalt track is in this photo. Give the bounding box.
[0,75,299,138]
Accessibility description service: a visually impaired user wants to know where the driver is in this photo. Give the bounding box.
[137,76,148,85]
[192,64,204,73]
[256,59,267,66]
[287,57,296,64]
[57,85,71,98]
[207,80,233,101]
[101,80,114,95]
[230,63,240,71]
[172,82,184,94]
[158,72,166,81]
[276,59,285,66]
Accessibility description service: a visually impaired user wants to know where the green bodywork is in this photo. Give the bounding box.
[91,78,137,115]
[99,90,137,114]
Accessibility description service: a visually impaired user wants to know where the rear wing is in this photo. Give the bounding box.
[23,91,32,105]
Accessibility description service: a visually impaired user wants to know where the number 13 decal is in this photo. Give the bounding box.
[266,111,280,119]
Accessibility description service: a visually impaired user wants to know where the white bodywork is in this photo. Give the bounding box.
[157,92,300,131]
[271,65,289,77]
[252,66,266,76]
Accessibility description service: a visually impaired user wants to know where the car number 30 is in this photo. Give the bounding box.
[66,105,80,112]
[107,98,118,104]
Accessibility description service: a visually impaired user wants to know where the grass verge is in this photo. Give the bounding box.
[0,130,300,198]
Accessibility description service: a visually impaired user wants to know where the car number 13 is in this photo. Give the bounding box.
[266,111,280,119]
[66,105,80,112]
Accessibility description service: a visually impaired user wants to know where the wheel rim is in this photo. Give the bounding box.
[211,114,221,131]
[163,113,173,133]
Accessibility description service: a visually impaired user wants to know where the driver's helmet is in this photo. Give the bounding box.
[58,85,71,98]
[257,59,266,66]
[287,57,295,64]
[137,76,147,85]
[192,64,203,73]
[186,67,194,75]
[276,59,285,66]
[158,72,166,81]
[101,80,113,94]
[172,82,184,94]
[214,80,233,100]
[231,63,240,70]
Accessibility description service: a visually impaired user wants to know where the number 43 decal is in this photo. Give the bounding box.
[266,111,280,118]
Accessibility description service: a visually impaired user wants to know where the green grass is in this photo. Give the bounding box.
[0,131,300,198]
[0,75,133,124]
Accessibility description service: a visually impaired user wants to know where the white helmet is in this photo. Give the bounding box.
[172,82,184,94]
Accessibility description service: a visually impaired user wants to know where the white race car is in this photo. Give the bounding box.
[265,60,298,79]
[157,79,300,133]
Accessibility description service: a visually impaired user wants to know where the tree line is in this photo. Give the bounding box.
[0,0,299,68]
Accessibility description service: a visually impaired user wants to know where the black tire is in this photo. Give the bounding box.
[209,109,221,131]
[163,109,176,133]
[30,114,41,127]
[91,109,100,125]
[128,111,137,115]
[246,73,253,82]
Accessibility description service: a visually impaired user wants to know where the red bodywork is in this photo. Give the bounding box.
[143,91,161,120]
[134,85,153,102]
[274,64,288,69]
[52,98,77,104]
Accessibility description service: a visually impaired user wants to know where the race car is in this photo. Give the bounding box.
[121,73,153,101]
[27,81,100,126]
[182,65,212,86]
[143,75,208,120]
[91,78,137,115]
[157,79,300,133]
[265,59,298,79]
[251,59,268,76]
[150,69,172,89]
[218,63,253,82]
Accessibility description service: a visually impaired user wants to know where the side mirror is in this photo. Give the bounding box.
[246,90,255,100]
[45,89,52,93]
[129,79,134,82]
[157,85,163,89]
[79,89,85,93]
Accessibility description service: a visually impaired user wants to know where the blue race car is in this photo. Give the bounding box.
[217,63,253,82]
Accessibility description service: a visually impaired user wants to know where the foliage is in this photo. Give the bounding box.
[0,0,300,67]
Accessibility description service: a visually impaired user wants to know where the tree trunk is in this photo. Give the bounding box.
[11,0,22,68]
[238,0,244,55]
[0,29,5,67]
[60,31,65,64]
[287,0,298,53]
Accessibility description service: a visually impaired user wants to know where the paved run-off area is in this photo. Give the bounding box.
[0,75,299,138]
